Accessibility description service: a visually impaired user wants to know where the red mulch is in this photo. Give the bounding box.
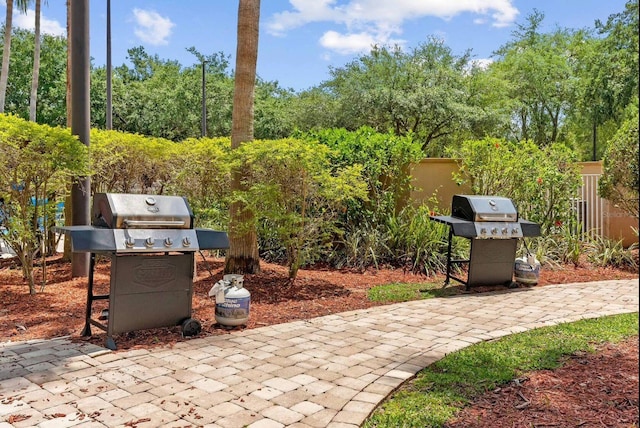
[445,337,639,428]
[1,253,638,427]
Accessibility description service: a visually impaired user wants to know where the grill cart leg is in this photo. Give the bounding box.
[444,229,453,286]
[80,252,110,346]
[80,253,96,337]
[443,229,470,290]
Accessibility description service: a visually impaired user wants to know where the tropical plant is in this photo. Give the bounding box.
[585,235,638,269]
[29,0,46,122]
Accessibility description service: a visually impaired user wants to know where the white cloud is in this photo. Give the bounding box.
[132,8,175,46]
[471,58,493,69]
[14,9,65,37]
[319,30,377,55]
[267,0,519,55]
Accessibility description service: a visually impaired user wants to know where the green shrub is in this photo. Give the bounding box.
[299,126,424,222]
[90,129,178,194]
[167,137,232,228]
[0,114,88,294]
[449,138,582,234]
[598,113,639,218]
[231,138,367,279]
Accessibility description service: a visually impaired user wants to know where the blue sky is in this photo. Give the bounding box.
[1,0,629,92]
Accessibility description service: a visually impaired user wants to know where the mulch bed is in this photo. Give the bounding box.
[1,253,638,428]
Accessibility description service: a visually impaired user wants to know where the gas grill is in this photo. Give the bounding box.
[430,195,540,289]
[57,193,229,350]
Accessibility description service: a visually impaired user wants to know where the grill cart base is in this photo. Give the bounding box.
[442,228,518,290]
[82,253,198,350]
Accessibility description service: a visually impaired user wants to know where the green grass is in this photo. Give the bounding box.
[363,312,639,428]
[367,282,457,302]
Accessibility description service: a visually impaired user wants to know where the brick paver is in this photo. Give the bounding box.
[1,279,637,427]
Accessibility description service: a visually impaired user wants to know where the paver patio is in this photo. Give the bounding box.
[1,278,638,427]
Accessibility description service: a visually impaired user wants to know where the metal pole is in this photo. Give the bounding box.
[106,0,112,130]
[70,0,91,277]
[201,60,206,137]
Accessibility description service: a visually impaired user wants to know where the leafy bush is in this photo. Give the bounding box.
[0,114,88,294]
[598,113,639,218]
[299,126,424,222]
[449,138,582,234]
[231,138,367,279]
[167,137,232,228]
[90,129,178,194]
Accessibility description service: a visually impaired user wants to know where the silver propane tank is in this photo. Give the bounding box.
[514,253,541,285]
[209,274,250,327]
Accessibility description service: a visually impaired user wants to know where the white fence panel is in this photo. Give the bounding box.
[572,174,605,240]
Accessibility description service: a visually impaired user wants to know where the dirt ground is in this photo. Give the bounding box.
[1,253,638,427]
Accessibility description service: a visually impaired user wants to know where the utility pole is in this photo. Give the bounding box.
[106,0,112,130]
[70,0,91,277]
[201,60,207,137]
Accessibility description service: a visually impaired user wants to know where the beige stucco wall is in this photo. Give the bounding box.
[409,158,471,210]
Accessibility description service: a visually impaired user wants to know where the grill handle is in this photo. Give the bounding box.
[476,214,517,222]
[123,220,186,228]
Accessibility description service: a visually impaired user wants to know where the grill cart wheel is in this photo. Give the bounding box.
[181,318,202,337]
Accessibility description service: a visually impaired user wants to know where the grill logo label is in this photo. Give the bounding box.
[133,260,176,287]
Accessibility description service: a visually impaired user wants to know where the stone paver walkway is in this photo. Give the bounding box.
[1,279,638,428]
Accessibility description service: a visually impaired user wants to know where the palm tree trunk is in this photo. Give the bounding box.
[224,0,261,274]
[0,0,14,113]
[29,0,42,122]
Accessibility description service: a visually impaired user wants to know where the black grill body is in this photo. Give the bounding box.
[430,195,541,289]
[56,193,229,350]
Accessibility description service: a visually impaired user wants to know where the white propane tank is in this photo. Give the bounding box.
[514,253,541,285]
[210,274,250,327]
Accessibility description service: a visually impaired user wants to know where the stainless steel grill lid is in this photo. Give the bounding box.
[57,193,228,254]
[451,195,518,222]
[93,193,194,229]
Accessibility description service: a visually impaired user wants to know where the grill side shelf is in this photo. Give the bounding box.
[195,229,230,250]
[520,219,541,237]
[54,226,116,253]
[430,215,477,238]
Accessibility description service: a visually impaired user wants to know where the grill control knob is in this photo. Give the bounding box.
[480,227,487,235]
[512,227,520,235]
[145,237,155,248]
[491,227,498,235]
[125,237,135,248]
[502,227,508,235]
[182,237,191,247]
[164,237,173,248]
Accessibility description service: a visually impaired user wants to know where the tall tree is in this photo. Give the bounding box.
[492,10,581,147]
[225,0,261,274]
[29,0,43,121]
[322,39,485,155]
[0,0,29,113]
[1,28,66,124]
